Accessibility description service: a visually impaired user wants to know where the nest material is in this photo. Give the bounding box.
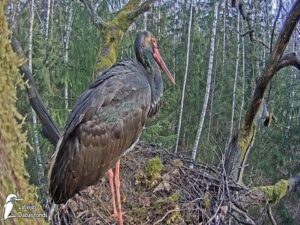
[48,143,251,225]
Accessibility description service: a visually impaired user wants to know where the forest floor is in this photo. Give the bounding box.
[49,143,243,225]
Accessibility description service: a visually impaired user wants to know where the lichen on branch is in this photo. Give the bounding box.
[253,179,289,204]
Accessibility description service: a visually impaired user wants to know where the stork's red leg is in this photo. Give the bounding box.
[106,169,117,216]
[114,160,124,225]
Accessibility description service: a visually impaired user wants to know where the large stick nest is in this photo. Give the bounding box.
[47,143,253,225]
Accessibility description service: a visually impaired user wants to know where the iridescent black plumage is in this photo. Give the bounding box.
[48,31,175,204]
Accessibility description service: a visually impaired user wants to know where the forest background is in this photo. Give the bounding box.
[1,0,300,224]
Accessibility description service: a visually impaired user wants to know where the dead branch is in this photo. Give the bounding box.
[130,0,156,19]
[270,0,283,54]
[267,207,277,225]
[79,0,105,28]
[10,36,61,145]
[236,1,269,48]
[277,52,300,71]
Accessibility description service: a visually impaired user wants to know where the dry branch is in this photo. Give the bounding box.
[236,1,269,48]
[79,0,105,28]
[277,52,300,71]
[11,36,61,145]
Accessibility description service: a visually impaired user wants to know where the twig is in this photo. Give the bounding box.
[152,208,181,225]
[79,0,105,28]
[267,206,277,225]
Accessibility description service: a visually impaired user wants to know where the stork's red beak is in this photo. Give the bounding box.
[153,47,176,85]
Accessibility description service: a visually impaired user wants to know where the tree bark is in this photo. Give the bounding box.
[174,0,193,154]
[191,1,219,161]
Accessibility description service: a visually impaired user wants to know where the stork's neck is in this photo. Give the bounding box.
[146,57,163,117]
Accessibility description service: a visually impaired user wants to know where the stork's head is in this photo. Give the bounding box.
[135,31,175,85]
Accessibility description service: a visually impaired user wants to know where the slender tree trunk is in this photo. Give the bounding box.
[191,1,219,161]
[229,13,240,138]
[45,0,51,39]
[143,10,147,30]
[238,19,246,128]
[172,0,177,80]
[63,3,74,110]
[29,0,43,185]
[174,0,193,154]
[222,0,227,67]
[207,61,217,142]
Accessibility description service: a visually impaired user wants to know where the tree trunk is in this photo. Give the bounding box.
[222,0,228,67]
[238,19,246,128]
[29,0,43,185]
[63,2,74,110]
[191,1,219,161]
[229,13,240,138]
[45,0,51,39]
[174,0,193,154]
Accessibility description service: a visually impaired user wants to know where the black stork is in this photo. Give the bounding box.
[48,31,175,225]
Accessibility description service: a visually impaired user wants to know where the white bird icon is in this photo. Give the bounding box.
[2,194,22,220]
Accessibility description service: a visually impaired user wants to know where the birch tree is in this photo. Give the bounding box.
[29,0,43,185]
[63,2,74,110]
[191,1,219,161]
[174,0,193,154]
[45,0,51,39]
[229,12,240,138]
[238,19,246,127]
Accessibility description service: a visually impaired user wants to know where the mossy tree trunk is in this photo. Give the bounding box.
[0,1,47,224]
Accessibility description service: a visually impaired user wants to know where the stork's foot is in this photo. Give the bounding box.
[110,211,125,225]
[107,160,124,225]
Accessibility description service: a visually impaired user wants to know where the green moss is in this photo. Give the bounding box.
[238,124,256,161]
[166,205,182,225]
[145,157,163,178]
[255,179,289,204]
[152,193,182,225]
[169,192,180,202]
[129,207,148,220]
